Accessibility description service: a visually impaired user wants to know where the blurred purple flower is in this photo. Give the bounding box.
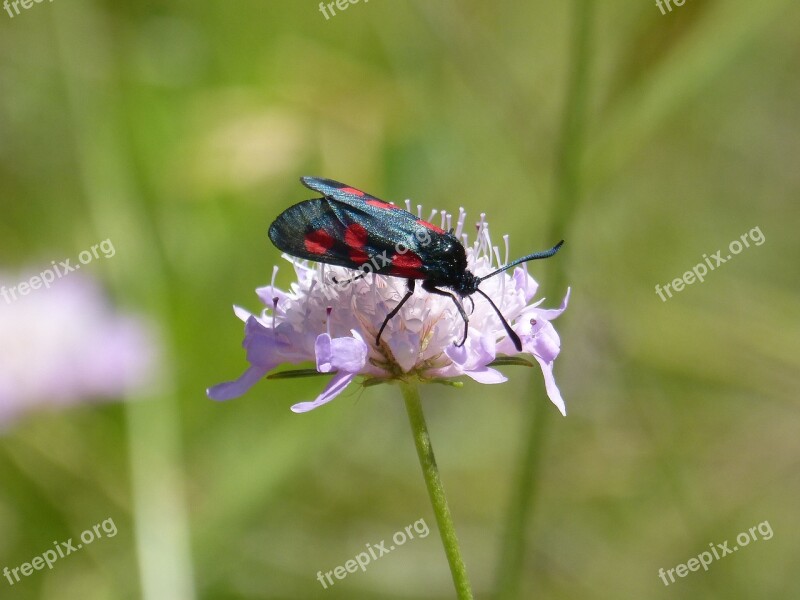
[208,206,569,414]
[0,273,161,428]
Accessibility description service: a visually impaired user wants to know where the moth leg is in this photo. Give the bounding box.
[376,279,416,345]
[465,295,475,315]
[331,272,367,286]
[422,281,469,346]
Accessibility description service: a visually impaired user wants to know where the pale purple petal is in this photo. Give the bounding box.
[391,330,422,373]
[476,334,497,363]
[314,334,335,372]
[315,331,368,373]
[444,343,468,366]
[207,317,309,401]
[255,285,289,310]
[495,334,520,356]
[464,366,507,384]
[444,334,505,384]
[534,355,566,416]
[207,365,269,401]
[233,305,252,322]
[513,267,539,302]
[444,333,495,368]
[530,287,570,321]
[291,371,356,413]
[525,320,561,363]
[244,318,306,365]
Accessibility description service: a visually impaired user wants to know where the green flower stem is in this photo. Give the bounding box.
[51,9,195,599]
[400,381,473,600]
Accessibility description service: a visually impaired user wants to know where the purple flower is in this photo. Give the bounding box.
[208,206,569,414]
[0,273,161,428]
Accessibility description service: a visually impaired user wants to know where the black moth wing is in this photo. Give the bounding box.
[268,191,460,281]
[299,176,387,206]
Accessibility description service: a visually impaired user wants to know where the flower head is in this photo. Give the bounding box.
[0,273,161,429]
[208,204,569,414]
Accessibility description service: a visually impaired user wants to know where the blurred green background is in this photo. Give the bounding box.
[1,0,798,598]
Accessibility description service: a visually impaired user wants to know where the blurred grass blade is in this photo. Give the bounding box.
[268,368,333,379]
[50,4,196,599]
[495,1,593,597]
[586,0,793,189]
[489,357,535,368]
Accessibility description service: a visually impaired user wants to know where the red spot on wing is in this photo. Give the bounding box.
[366,198,396,210]
[349,249,369,264]
[417,218,446,234]
[389,251,425,277]
[344,224,369,264]
[304,229,335,255]
[344,223,368,248]
[339,186,365,197]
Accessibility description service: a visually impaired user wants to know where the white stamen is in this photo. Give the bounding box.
[271,265,279,291]
[455,207,466,238]
[475,215,488,256]
[305,279,317,318]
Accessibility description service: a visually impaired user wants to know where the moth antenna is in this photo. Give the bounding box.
[475,288,521,351]
[478,240,564,282]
